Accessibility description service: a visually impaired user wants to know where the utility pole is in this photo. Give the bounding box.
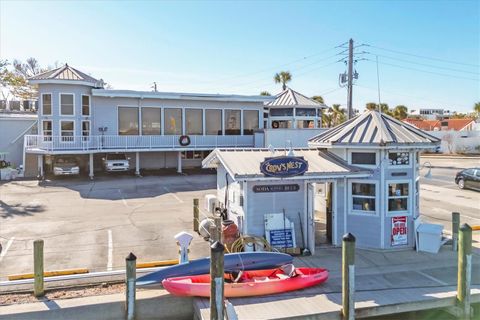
[347,38,354,120]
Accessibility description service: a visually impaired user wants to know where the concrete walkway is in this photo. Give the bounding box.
[1,244,479,320]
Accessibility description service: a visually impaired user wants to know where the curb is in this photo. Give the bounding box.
[8,269,89,281]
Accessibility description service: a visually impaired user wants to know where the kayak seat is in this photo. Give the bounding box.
[253,276,270,282]
[276,274,290,280]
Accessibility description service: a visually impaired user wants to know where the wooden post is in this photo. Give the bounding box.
[342,233,355,320]
[457,224,472,319]
[193,199,199,233]
[452,212,460,252]
[125,252,137,320]
[214,216,223,243]
[33,239,44,297]
[210,241,224,320]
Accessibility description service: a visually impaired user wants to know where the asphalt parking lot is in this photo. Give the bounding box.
[419,156,480,234]
[0,173,216,280]
[0,156,478,281]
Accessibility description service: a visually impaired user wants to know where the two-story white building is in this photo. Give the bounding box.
[24,64,273,178]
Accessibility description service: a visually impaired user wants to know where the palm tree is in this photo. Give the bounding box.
[312,96,324,104]
[474,102,480,116]
[366,102,377,111]
[260,91,271,96]
[274,71,292,90]
[331,104,346,126]
[322,112,333,128]
[393,105,408,120]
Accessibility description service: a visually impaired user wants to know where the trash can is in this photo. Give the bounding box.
[417,223,443,253]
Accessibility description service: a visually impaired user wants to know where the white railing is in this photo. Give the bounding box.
[24,135,255,152]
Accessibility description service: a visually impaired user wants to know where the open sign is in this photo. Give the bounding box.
[391,216,408,246]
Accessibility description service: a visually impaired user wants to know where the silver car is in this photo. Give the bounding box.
[53,156,80,176]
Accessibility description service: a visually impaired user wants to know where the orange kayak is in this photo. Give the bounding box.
[162,267,328,298]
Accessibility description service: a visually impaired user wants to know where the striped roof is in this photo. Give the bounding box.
[29,64,99,84]
[265,88,327,108]
[203,148,371,180]
[308,110,440,148]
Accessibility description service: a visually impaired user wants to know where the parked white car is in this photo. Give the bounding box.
[53,156,80,176]
[103,153,130,172]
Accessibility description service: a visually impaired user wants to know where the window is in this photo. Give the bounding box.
[225,109,241,135]
[164,108,182,135]
[270,108,293,116]
[82,121,90,138]
[82,95,90,116]
[60,121,74,141]
[351,152,376,165]
[351,183,376,213]
[142,108,161,135]
[389,152,410,166]
[42,120,52,138]
[295,108,316,116]
[271,120,292,128]
[60,94,74,115]
[388,183,409,212]
[42,94,52,115]
[205,109,222,135]
[185,109,203,135]
[296,120,314,129]
[118,107,139,135]
[243,110,259,135]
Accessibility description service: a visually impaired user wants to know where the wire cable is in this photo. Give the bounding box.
[366,44,480,67]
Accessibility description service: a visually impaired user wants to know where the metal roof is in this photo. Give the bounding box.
[308,110,441,148]
[92,89,273,103]
[29,64,99,86]
[202,148,371,180]
[265,88,327,108]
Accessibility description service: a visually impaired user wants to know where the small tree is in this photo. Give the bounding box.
[393,105,408,120]
[260,91,271,96]
[312,95,324,104]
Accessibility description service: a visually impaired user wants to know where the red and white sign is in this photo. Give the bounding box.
[391,216,408,246]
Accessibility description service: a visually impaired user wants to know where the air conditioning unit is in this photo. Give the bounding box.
[205,194,217,213]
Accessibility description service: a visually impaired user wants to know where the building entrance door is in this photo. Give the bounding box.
[313,182,333,246]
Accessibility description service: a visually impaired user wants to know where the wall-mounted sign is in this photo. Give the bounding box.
[253,184,300,193]
[260,156,308,178]
[391,216,408,246]
[268,229,294,248]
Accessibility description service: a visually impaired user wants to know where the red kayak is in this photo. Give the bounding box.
[161,266,328,298]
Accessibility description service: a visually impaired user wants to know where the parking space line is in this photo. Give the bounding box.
[163,187,184,203]
[107,230,113,271]
[0,237,14,262]
[118,189,128,207]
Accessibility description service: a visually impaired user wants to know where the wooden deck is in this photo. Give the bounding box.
[194,245,480,319]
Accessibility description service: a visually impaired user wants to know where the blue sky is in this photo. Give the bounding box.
[1,0,479,112]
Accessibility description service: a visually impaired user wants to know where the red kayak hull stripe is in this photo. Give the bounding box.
[162,267,328,298]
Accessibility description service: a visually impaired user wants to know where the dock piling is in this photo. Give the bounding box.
[33,239,44,297]
[452,212,460,252]
[342,233,355,320]
[125,252,137,320]
[193,198,200,233]
[210,241,225,320]
[457,223,472,319]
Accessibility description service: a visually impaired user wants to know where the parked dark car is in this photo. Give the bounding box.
[455,168,480,191]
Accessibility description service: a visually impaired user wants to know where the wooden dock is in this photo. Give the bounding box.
[194,245,480,319]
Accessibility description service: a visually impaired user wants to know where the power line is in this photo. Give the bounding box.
[365,44,480,68]
[364,59,479,81]
[367,53,479,75]
[202,46,339,84]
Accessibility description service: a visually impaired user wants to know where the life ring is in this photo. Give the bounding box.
[272,121,279,129]
[179,135,191,146]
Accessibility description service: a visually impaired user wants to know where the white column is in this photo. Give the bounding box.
[37,154,44,178]
[135,152,140,176]
[89,153,94,179]
[177,151,182,174]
